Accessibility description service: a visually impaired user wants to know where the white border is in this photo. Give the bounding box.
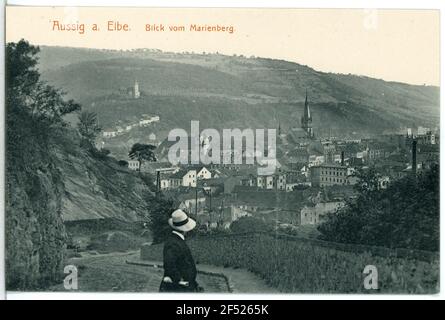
[1,0,6,302]
[1,0,444,300]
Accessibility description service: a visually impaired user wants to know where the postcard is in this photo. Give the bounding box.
[4,6,440,296]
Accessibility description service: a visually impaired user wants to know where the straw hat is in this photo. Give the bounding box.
[168,209,196,232]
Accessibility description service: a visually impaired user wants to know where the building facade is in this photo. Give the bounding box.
[310,164,348,187]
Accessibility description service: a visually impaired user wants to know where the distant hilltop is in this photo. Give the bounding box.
[38,45,439,135]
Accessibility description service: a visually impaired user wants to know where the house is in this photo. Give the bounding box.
[241,174,257,187]
[255,173,287,191]
[256,175,275,190]
[308,154,325,167]
[275,173,287,191]
[103,129,118,138]
[195,166,212,180]
[168,169,197,188]
[139,118,152,126]
[139,115,160,126]
[160,177,170,190]
[128,160,140,171]
[310,164,348,187]
[417,131,436,145]
[300,201,345,225]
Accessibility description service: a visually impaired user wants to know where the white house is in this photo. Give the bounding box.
[103,129,118,138]
[182,170,197,187]
[160,178,170,190]
[196,166,212,180]
[128,160,140,171]
[308,155,325,167]
[139,119,152,126]
[168,169,197,188]
[139,115,160,127]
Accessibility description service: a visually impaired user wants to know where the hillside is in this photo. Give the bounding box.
[38,46,439,138]
[5,41,158,290]
[54,130,154,222]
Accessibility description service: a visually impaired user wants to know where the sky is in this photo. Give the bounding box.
[6,6,440,86]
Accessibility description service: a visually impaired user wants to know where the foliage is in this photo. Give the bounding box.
[6,39,81,289]
[118,160,129,167]
[77,111,101,146]
[317,165,439,251]
[128,143,157,168]
[230,216,273,234]
[7,40,80,128]
[146,196,176,244]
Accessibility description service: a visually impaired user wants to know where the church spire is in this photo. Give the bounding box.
[301,89,314,138]
[304,89,311,120]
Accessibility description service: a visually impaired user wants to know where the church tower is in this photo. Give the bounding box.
[301,90,314,138]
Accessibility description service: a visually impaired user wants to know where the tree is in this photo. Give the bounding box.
[7,40,80,127]
[317,164,439,251]
[128,143,157,169]
[6,40,81,289]
[77,111,101,147]
[118,160,129,167]
[147,197,176,244]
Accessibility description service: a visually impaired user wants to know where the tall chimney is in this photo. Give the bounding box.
[412,140,417,175]
[156,170,161,197]
[341,151,345,166]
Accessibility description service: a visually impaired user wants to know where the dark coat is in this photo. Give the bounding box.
[159,232,198,292]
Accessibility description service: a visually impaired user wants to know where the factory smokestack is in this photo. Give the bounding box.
[412,140,417,175]
[341,151,345,166]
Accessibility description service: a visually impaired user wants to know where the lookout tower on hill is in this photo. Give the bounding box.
[134,80,140,99]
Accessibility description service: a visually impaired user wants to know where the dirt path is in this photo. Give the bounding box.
[49,251,278,293]
[126,253,279,293]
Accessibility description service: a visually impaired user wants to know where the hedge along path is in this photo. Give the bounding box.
[139,232,439,293]
[188,232,439,293]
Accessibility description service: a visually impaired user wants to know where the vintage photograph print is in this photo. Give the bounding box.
[4,7,439,294]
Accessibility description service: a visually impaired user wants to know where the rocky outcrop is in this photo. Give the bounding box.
[6,130,154,290]
[6,163,66,289]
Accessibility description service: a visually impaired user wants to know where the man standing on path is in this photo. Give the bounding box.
[159,209,203,292]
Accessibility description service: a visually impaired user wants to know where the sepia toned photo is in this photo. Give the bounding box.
[4,6,440,295]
